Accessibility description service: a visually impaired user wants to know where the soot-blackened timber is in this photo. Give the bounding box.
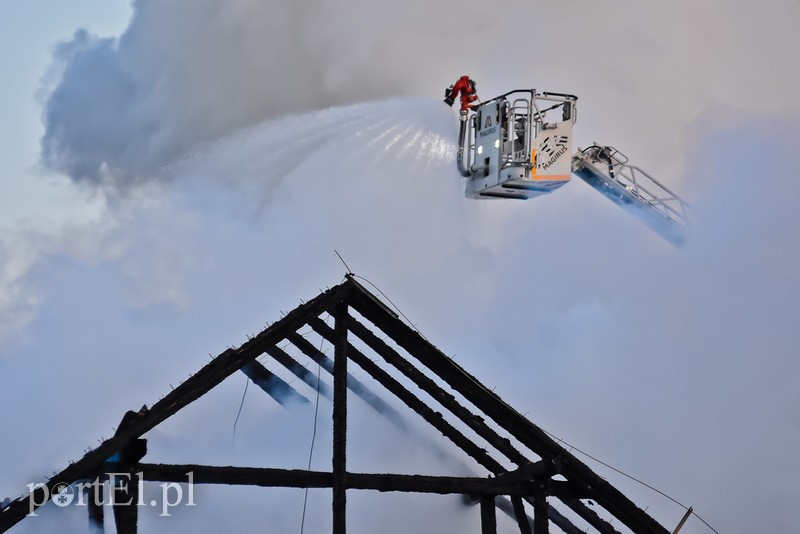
[0,276,669,534]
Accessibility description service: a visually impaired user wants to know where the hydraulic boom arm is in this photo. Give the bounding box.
[571,144,689,246]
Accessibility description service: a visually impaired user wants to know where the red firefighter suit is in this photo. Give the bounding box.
[445,76,479,112]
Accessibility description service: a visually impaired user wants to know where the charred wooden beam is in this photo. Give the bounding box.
[561,499,622,534]
[517,493,599,533]
[488,496,534,533]
[110,410,146,534]
[332,303,348,534]
[0,282,354,531]
[112,474,139,534]
[286,330,408,430]
[346,282,669,534]
[341,316,530,466]
[133,464,548,496]
[501,498,587,534]
[481,496,497,534]
[511,496,533,534]
[3,278,666,534]
[469,483,553,532]
[111,409,148,465]
[265,344,333,400]
[240,360,309,405]
[311,316,585,533]
[87,482,104,532]
[546,505,585,534]
[496,458,560,482]
[301,318,505,472]
[533,487,549,534]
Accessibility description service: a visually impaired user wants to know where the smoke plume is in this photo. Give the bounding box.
[39,0,484,190]
[4,0,799,532]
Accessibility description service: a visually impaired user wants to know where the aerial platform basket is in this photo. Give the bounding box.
[458,89,577,200]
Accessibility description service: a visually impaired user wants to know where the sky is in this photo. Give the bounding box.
[1,0,800,532]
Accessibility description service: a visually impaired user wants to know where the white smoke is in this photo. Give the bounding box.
[38,0,800,196]
[39,0,485,189]
[3,0,800,532]
[7,96,800,532]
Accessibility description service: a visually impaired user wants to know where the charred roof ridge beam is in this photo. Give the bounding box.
[342,275,399,319]
[0,281,353,531]
[346,288,668,534]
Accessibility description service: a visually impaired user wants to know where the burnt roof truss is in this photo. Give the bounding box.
[0,276,669,533]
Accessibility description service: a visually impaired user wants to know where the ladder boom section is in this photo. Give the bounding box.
[571,144,689,246]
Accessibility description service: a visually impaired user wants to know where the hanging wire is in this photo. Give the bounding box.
[231,375,250,449]
[300,341,325,533]
[542,429,720,534]
[350,274,430,342]
[333,251,424,337]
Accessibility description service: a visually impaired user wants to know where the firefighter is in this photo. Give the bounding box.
[444,75,479,113]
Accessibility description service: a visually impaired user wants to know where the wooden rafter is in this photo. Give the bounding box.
[0,276,669,534]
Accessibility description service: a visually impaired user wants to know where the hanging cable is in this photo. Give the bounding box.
[300,341,324,533]
[351,274,429,342]
[542,429,719,534]
[331,251,428,339]
[231,375,250,449]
